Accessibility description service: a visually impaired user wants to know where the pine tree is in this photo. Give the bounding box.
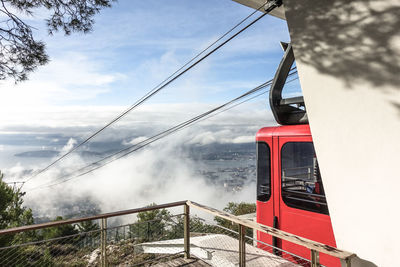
[214,202,256,237]
[0,0,114,82]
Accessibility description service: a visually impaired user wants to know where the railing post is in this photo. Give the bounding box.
[311,249,320,267]
[345,257,352,267]
[239,224,246,267]
[101,218,108,267]
[184,203,190,259]
[147,221,150,240]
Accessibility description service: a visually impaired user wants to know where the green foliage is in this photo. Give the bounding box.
[168,216,221,239]
[5,246,55,267]
[0,171,55,265]
[41,216,79,242]
[0,0,115,82]
[223,202,257,216]
[0,171,35,246]
[214,202,256,237]
[77,220,99,233]
[136,203,172,223]
[129,203,172,242]
[126,202,257,243]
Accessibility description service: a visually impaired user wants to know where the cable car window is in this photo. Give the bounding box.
[257,142,271,202]
[281,142,329,215]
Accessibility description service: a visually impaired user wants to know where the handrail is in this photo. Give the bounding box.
[0,200,187,235]
[186,200,356,261]
[0,199,356,262]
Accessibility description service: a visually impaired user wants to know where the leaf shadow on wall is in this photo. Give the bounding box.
[285,0,400,90]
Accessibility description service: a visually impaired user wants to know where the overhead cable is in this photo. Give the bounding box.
[28,69,296,192]
[24,1,281,185]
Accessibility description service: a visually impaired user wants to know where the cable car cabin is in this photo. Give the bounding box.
[256,124,338,266]
[255,42,339,265]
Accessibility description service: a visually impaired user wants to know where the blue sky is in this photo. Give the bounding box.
[0,0,305,212]
[0,0,294,106]
[0,0,301,169]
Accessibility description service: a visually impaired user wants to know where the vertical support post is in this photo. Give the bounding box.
[311,249,320,267]
[239,224,246,267]
[147,221,150,240]
[101,218,108,267]
[183,203,190,259]
[345,257,352,267]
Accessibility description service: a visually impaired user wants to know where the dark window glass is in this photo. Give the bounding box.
[281,142,329,215]
[257,142,271,202]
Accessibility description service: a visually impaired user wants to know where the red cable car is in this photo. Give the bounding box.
[256,43,338,266]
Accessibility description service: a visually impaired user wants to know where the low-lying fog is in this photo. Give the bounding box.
[0,104,276,220]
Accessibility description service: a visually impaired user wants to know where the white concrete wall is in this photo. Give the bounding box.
[283,1,400,266]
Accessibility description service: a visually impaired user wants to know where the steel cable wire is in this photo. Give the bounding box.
[24,1,281,185]
[28,69,296,191]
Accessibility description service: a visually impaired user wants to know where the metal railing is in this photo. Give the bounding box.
[0,200,356,267]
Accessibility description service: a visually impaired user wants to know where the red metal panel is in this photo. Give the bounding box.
[256,124,311,139]
[278,136,338,266]
[256,125,339,266]
[272,135,282,250]
[256,200,274,247]
[256,135,274,248]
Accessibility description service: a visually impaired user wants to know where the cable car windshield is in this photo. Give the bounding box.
[281,142,329,215]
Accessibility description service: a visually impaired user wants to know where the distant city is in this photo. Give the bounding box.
[1,137,257,221]
[187,142,256,192]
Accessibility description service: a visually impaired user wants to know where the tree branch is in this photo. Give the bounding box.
[0,0,114,82]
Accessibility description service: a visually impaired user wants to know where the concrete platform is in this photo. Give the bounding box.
[137,234,301,267]
[151,257,211,267]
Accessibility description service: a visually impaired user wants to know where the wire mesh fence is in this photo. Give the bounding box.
[0,201,355,267]
[186,215,311,267]
[0,228,101,267]
[0,214,186,267]
[104,215,186,266]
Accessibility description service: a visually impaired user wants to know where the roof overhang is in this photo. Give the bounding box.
[231,0,286,20]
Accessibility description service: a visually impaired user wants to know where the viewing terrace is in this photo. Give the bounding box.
[0,200,355,266]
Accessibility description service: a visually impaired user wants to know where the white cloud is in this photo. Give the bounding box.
[61,138,77,153]
[232,135,255,144]
[0,99,275,139]
[124,136,148,146]
[187,131,218,145]
[8,162,25,174]
[0,0,290,218]
[23,136,256,217]
[0,53,123,113]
